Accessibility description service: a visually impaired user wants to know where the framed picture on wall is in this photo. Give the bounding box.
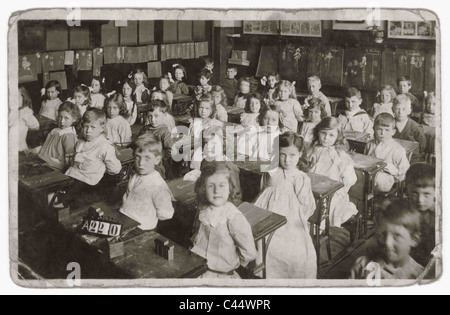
[243,21,280,35]
[388,21,436,40]
[280,20,322,37]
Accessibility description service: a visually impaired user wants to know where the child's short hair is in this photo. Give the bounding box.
[91,76,106,93]
[203,57,214,65]
[45,80,62,94]
[134,69,149,85]
[19,86,32,109]
[73,85,92,105]
[313,117,349,151]
[277,80,296,98]
[424,92,436,113]
[210,86,228,107]
[159,74,171,84]
[82,108,106,126]
[149,99,169,114]
[375,198,421,239]
[374,113,396,128]
[245,93,263,113]
[172,64,187,80]
[267,73,281,82]
[280,131,305,153]
[104,93,129,118]
[226,65,238,72]
[196,93,217,119]
[258,104,285,129]
[305,97,327,120]
[198,68,213,80]
[239,77,252,85]
[406,163,435,189]
[194,162,238,207]
[379,85,397,101]
[133,133,163,157]
[345,87,362,99]
[58,102,81,123]
[393,94,412,109]
[307,75,322,84]
[397,76,412,86]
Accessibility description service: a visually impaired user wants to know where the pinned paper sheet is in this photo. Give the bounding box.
[103,46,117,64]
[124,47,139,64]
[116,47,125,64]
[161,45,167,61]
[45,52,65,72]
[49,71,68,90]
[137,46,148,63]
[76,50,93,71]
[93,48,104,76]
[41,53,51,73]
[147,62,162,78]
[19,54,39,83]
[115,20,128,27]
[101,21,119,47]
[195,42,209,58]
[42,72,50,88]
[147,45,158,61]
[65,51,75,65]
[189,43,195,59]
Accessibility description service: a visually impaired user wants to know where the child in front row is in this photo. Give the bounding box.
[234,77,252,109]
[240,93,262,127]
[338,87,374,137]
[39,80,63,121]
[139,100,175,180]
[191,163,257,279]
[305,117,358,228]
[305,75,332,117]
[372,85,396,119]
[254,132,317,279]
[104,94,132,147]
[365,113,410,193]
[90,76,106,109]
[300,97,327,144]
[407,163,436,267]
[275,80,303,133]
[120,133,174,231]
[350,199,424,280]
[211,86,228,122]
[38,102,80,171]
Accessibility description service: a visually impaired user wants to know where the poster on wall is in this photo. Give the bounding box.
[243,21,280,35]
[18,54,40,83]
[280,20,322,37]
[388,21,436,40]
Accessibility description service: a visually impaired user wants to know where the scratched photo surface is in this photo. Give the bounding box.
[8,8,441,288]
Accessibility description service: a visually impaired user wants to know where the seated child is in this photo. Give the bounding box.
[202,57,215,75]
[39,80,63,121]
[72,85,92,117]
[104,94,132,147]
[90,76,106,109]
[18,86,39,152]
[372,85,396,118]
[38,102,80,171]
[398,76,422,114]
[122,78,138,126]
[300,97,327,144]
[120,133,174,231]
[150,91,176,133]
[234,77,251,109]
[406,163,436,267]
[223,66,238,106]
[169,64,190,95]
[338,87,374,137]
[392,95,427,162]
[133,69,151,105]
[189,93,224,135]
[350,199,424,280]
[152,75,174,108]
[191,163,257,279]
[139,100,175,180]
[421,92,436,128]
[305,75,332,117]
[211,86,228,122]
[275,80,303,133]
[364,113,410,193]
[260,73,280,106]
[194,69,213,101]
[240,93,263,127]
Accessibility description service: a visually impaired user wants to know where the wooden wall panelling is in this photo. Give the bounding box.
[425,51,436,93]
[70,28,91,50]
[120,21,138,46]
[343,48,382,90]
[279,43,308,84]
[178,20,193,42]
[101,21,119,47]
[163,20,178,43]
[139,21,155,45]
[307,46,344,86]
[46,27,68,51]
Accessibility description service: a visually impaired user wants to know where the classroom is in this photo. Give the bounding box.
[14,14,438,283]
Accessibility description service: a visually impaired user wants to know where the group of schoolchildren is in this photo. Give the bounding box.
[17,55,437,281]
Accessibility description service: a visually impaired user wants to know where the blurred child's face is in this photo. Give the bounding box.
[212,92,222,106]
[267,76,278,89]
[280,145,301,171]
[199,102,212,119]
[160,79,170,92]
[261,111,280,129]
[309,108,322,123]
[148,108,166,128]
[249,98,261,114]
[427,98,437,114]
[134,149,162,176]
[374,124,396,142]
[407,186,435,212]
[393,102,412,122]
[134,73,144,86]
[399,81,411,94]
[82,120,104,142]
[240,81,250,94]
[205,173,230,207]
[74,92,88,106]
[204,134,224,161]
[199,76,210,87]
[174,69,184,81]
[122,83,133,98]
[58,111,75,129]
[319,128,339,147]
[307,80,321,95]
[46,86,60,100]
[205,63,214,72]
[106,102,120,119]
[91,79,102,94]
[376,220,418,267]
[227,69,237,80]
[278,86,291,101]
[380,90,393,104]
[345,96,363,112]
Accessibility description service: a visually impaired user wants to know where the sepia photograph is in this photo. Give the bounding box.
[8,7,441,289]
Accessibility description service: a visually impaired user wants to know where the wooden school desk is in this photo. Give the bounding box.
[58,201,207,279]
[26,115,58,148]
[226,107,245,124]
[172,94,193,116]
